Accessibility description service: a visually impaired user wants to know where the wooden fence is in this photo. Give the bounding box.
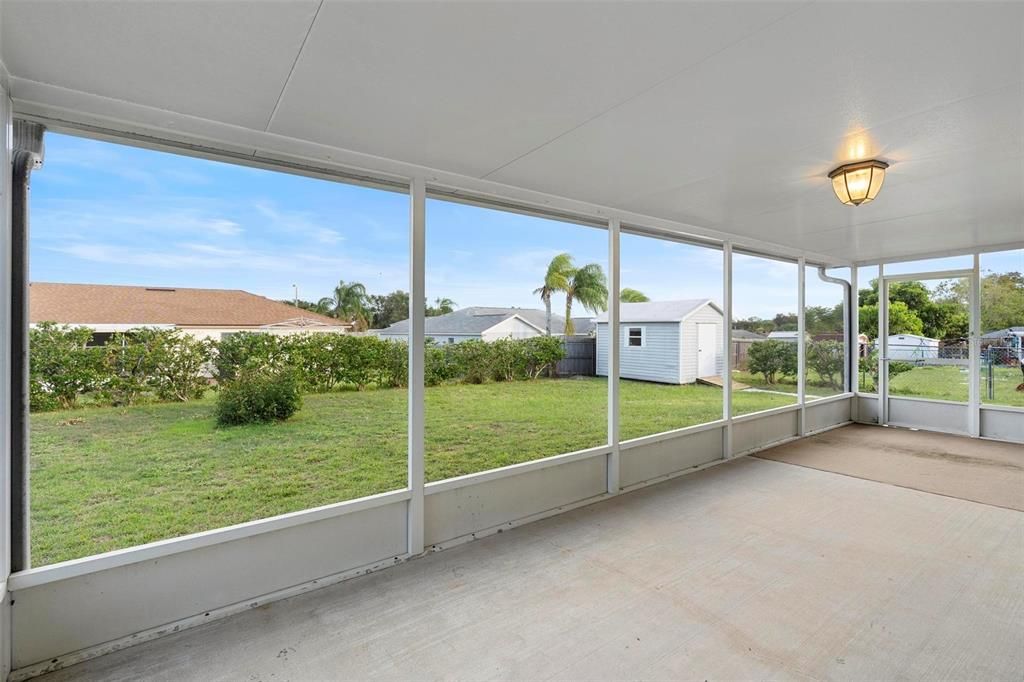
[557,337,596,376]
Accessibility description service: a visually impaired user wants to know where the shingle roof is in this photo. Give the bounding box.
[379,306,595,337]
[731,329,767,340]
[982,326,1024,339]
[30,282,346,328]
[594,299,720,323]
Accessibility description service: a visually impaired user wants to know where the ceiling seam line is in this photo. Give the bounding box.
[478,1,811,180]
[264,0,325,133]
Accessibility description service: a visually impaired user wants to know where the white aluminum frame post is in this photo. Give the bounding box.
[797,258,806,435]
[407,177,426,555]
[722,243,733,456]
[606,218,621,494]
[968,254,981,437]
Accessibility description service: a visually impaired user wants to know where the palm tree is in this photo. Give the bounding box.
[564,263,608,336]
[620,288,650,303]
[533,253,575,335]
[319,279,370,330]
[432,297,457,315]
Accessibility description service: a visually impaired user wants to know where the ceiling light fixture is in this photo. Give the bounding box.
[828,159,889,206]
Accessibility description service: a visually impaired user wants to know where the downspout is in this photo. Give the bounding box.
[817,266,853,393]
[10,121,44,572]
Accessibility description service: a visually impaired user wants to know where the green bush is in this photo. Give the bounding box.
[448,340,495,384]
[29,322,103,411]
[747,339,797,385]
[522,335,566,379]
[806,340,844,389]
[213,332,288,382]
[215,369,302,426]
[374,338,408,388]
[286,333,345,392]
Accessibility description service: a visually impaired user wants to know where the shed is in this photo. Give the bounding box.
[595,299,723,384]
[877,333,940,361]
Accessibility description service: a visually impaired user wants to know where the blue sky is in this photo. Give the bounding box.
[32,132,1019,322]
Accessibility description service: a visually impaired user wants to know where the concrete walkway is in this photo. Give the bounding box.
[39,436,1024,681]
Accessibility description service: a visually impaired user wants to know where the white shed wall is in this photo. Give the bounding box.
[596,321,681,384]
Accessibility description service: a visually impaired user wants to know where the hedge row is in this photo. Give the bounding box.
[29,325,567,412]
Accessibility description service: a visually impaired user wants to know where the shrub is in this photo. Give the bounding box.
[424,341,456,386]
[215,369,302,426]
[149,331,214,402]
[29,322,103,410]
[522,335,566,379]
[286,333,346,392]
[747,339,797,384]
[449,340,494,384]
[806,340,844,389]
[213,332,288,382]
[374,338,408,388]
[99,330,164,406]
[490,338,529,381]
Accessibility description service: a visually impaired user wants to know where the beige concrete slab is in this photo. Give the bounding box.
[36,451,1024,681]
[757,423,1024,511]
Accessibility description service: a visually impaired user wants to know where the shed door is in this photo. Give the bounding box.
[697,323,716,377]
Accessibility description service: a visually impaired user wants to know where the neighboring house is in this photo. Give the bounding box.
[595,299,723,385]
[29,282,349,343]
[376,307,595,344]
[981,326,1024,350]
[876,333,939,361]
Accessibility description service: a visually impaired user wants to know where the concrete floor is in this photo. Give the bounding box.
[39,427,1024,681]
[758,423,1024,511]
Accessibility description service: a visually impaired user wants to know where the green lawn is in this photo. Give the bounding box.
[31,378,790,565]
[887,364,1024,406]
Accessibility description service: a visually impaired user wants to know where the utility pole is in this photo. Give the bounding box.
[293,283,298,308]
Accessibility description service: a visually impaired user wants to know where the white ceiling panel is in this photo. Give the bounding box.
[0,0,320,129]
[267,1,800,177]
[0,0,1020,263]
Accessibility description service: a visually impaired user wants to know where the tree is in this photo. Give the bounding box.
[534,253,575,335]
[936,271,1024,332]
[620,288,649,303]
[859,300,923,339]
[319,280,370,330]
[564,263,608,336]
[367,290,410,329]
[747,340,797,385]
[806,340,844,389]
[427,297,457,317]
[282,299,330,315]
[29,322,103,410]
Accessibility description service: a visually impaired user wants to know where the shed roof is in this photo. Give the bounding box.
[595,299,721,323]
[981,326,1024,339]
[30,282,346,328]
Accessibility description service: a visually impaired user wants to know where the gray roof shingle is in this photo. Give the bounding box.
[594,299,720,323]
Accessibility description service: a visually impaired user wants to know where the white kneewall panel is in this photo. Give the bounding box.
[855,395,880,424]
[424,456,607,547]
[731,408,800,455]
[620,425,724,488]
[10,500,407,669]
[887,397,969,436]
[804,396,853,433]
[979,407,1024,443]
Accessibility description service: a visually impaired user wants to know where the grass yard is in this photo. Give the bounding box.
[31,377,790,565]
[888,364,1024,406]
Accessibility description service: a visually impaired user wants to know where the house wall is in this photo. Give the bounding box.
[596,321,681,384]
[680,306,724,383]
[480,317,542,342]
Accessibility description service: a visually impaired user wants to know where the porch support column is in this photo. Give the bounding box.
[407,177,425,555]
[606,218,620,494]
[968,253,981,437]
[10,121,44,572]
[797,258,806,435]
[878,263,887,426]
[722,242,733,457]
[849,266,859,421]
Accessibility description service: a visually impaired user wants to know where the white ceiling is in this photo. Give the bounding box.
[1,1,1021,263]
